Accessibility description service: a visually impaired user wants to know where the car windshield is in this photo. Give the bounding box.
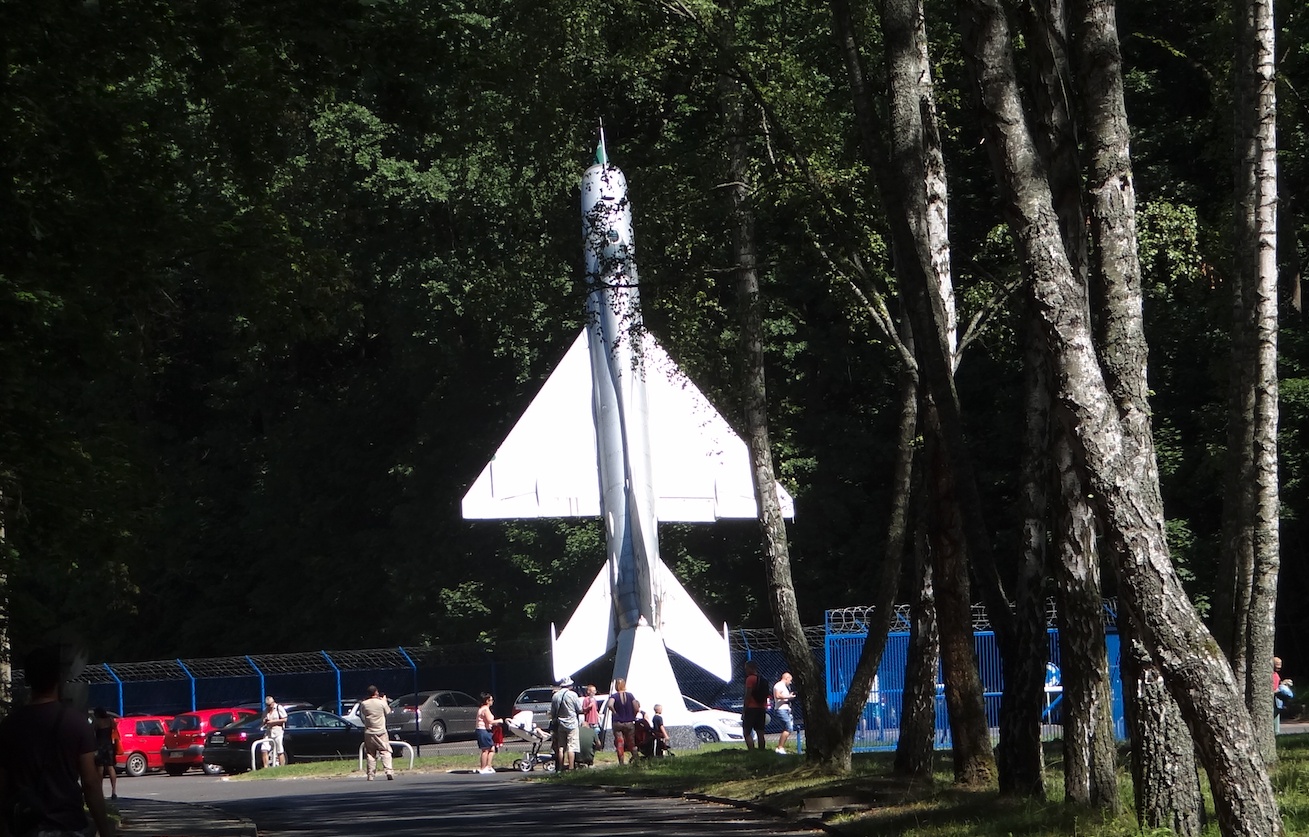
[517,689,554,704]
[172,715,201,732]
[389,692,436,710]
[684,696,711,712]
[229,714,266,731]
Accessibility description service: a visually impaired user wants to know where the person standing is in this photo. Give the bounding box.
[92,707,119,800]
[608,678,640,764]
[0,645,115,836]
[742,660,768,751]
[359,686,394,780]
[475,693,502,774]
[581,684,601,733]
[650,704,670,757]
[261,696,288,768]
[772,672,795,754]
[550,677,583,771]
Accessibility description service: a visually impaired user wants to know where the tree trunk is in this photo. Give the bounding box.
[1120,614,1203,836]
[0,489,9,717]
[1068,0,1201,824]
[1224,0,1280,762]
[831,0,997,781]
[721,70,850,770]
[922,409,996,786]
[1052,421,1120,812]
[995,300,1052,798]
[896,499,939,781]
[957,0,1284,833]
[827,318,920,750]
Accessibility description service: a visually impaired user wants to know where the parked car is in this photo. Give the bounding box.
[114,715,173,777]
[162,707,261,775]
[386,690,479,743]
[321,700,364,727]
[712,696,786,734]
[679,696,745,743]
[202,709,364,774]
[234,700,316,714]
[512,685,558,728]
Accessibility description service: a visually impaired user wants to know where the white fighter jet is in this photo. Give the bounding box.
[461,130,793,728]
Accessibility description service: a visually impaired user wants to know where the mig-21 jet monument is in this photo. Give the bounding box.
[462,130,794,737]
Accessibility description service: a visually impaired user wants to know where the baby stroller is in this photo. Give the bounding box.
[633,715,672,760]
[508,710,556,773]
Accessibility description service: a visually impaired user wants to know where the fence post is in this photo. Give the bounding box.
[104,664,124,716]
[246,656,265,703]
[398,646,419,757]
[322,651,342,714]
[177,659,196,712]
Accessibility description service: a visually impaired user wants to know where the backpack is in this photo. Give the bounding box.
[749,674,769,704]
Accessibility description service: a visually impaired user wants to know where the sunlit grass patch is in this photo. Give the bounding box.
[549,736,1309,837]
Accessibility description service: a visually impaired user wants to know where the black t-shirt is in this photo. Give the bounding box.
[0,701,96,831]
[651,714,666,739]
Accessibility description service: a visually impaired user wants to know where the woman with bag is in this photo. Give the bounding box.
[92,708,119,801]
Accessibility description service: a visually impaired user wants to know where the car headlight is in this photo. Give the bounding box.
[724,718,742,728]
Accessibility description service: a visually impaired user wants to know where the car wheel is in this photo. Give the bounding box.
[202,762,223,776]
[164,765,187,777]
[429,720,446,744]
[695,727,720,744]
[125,752,149,778]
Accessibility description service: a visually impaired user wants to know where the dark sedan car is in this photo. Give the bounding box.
[202,709,363,774]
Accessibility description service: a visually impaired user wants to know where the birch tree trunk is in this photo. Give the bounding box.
[1068,0,1202,822]
[957,0,1283,832]
[1052,422,1119,811]
[1221,0,1279,761]
[1120,616,1203,836]
[895,506,939,780]
[830,0,997,784]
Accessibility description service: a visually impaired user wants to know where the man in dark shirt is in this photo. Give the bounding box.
[0,645,114,837]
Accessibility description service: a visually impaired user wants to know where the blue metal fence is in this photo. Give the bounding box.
[57,628,818,721]
[825,604,1125,751]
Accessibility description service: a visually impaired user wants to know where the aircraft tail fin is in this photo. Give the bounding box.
[551,564,616,680]
[653,559,732,682]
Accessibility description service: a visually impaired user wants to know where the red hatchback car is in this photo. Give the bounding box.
[161,708,261,775]
[115,715,173,777]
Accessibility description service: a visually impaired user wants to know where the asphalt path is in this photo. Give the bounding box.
[120,771,821,837]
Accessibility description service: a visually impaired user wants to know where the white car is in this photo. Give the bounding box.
[598,694,744,744]
[680,695,744,743]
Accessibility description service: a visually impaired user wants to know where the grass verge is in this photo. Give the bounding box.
[549,738,1309,837]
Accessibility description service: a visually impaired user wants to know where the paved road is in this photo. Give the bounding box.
[120,772,820,837]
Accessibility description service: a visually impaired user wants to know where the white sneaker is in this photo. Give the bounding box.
[775,747,787,755]
[479,767,496,774]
